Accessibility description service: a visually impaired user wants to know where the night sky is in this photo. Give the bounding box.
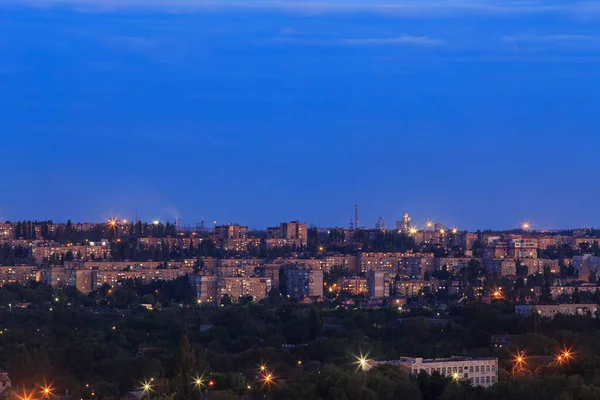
[1,1,600,230]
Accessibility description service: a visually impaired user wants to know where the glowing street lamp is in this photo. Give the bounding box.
[258,364,267,373]
[354,353,371,371]
[452,372,460,381]
[409,227,418,235]
[16,391,33,400]
[521,222,531,230]
[513,351,526,371]
[192,375,204,389]
[40,383,54,399]
[261,372,275,389]
[559,348,573,363]
[140,379,153,394]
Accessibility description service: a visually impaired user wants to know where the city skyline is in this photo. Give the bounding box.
[0,210,579,232]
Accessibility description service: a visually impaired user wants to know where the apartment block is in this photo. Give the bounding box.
[370,357,498,388]
[366,270,389,299]
[286,267,323,299]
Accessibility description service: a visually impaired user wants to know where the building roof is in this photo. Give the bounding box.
[121,391,145,400]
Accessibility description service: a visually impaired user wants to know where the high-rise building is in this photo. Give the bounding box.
[286,267,323,299]
[367,270,389,299]
[395,213,413,233]
[189,274,218,304]
[214,224,248,240]
[267,221,308,247]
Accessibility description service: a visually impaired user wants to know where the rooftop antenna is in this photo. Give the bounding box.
[355,204,359,232]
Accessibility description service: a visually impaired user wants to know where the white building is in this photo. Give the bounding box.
[370,357,498,388]
[515,303,599,318]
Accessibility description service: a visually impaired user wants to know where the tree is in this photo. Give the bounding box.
[173,332,200,400]
[221,294,232,306]
[308,306,323,340]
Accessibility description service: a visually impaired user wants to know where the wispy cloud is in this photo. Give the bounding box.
[344,36,444,46]
[3,0,600,16]
[503,34,597,42]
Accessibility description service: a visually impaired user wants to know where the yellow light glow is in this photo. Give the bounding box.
[409,227,418,235]
[440,229,445,234]
[426,221,433,228]
[193,375,204,389]
[140,380,153,393]
[40,383,54,398]
[452,228,458,234]
[16,390,34,400]
[354,353,371,371]
[452,372,459,380]
[153,220,160,225]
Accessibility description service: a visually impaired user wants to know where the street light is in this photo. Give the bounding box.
[140,379,153,394]
[192,375,204,389]
[261,372,275,389]
[513,350,527,372]
[40,383,54,399]
[16,391,33,400]
[354,353,371,371]
[559,348,573,363]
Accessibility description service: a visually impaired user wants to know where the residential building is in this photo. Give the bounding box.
[337,277,367,295]
[369,357,498,388]
[218,276,272,302]
[515,303,599,318]
[367,270,389,299]
[550,284,598,299]
[572,255,600,282]
[214,224,248,240]
[401,256,435,279]
[0,224,14,239]
[189,274,218,304]
[286,267,323,299]
[0,266,38,286]
[394,279,443,298]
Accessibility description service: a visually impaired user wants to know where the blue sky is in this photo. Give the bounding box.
[1,0,600,230]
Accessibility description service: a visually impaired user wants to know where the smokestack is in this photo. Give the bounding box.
[355,204,359,231]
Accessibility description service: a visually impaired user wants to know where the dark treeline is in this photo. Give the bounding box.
[2,283,600,399]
